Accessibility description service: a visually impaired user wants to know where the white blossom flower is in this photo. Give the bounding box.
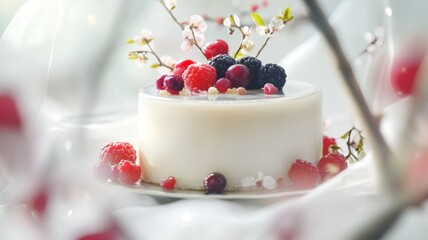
[133,29,153,44]
[241,37,255,53]
[256,26,270,36]
[269,18,285,32]
[157,55,176,74]
[135,53,148,68]
[188,15,207,33]
[364,27,385,54]
[242,26,251,36]
[181,26,205,52]
[223,15,240,28]
[164,0,176,11]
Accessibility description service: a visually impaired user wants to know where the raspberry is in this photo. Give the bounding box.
[93,161,114,181]
[258,63,287,89]
[117,160,141,185]
[204,172,227,194]
[215,78,232,93]
[391,54,422,97]
[209,54,236,79]
[0,94,21,129]
[164,74,184,95]
[322,135,337,156]
[237,56,262,89]
[172,59,196,77]
[204,40,229,60]
[263,83,278,95]
[225,64,250,88]
[160,176,176,190]
[288,159,320,189]
[317,152,347,181]
[183,63,217,91]
[99,142,136,165]
[155,75,167,90]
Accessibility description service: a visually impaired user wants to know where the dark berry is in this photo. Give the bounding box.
[209,54,236,79]
[225,64,250,88]
[258,63,287,89]
[204,40,229,60]
[160,176,176,190]
[317,152,347,181]
[237,56,263,89]
[164,74,184,95]
[155,75,167,90]
[215,78,232,93]
[204,172,227,194]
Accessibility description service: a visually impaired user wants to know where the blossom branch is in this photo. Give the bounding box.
[189,26,208,60]
[158,0,184,31]
[131,39,173,70]
[233,27,247,59]
[255,32,273,58]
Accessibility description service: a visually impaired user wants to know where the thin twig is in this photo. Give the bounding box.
[189,26,208,60]
[233,26,247,59]
[158,0,184,30]
[255,32,273,58]
[139,40,173,70]
[302,0,395,192]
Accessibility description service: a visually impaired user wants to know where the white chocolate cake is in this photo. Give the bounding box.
[138,81,322,191]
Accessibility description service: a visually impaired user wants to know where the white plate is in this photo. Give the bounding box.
[114,182,309,200]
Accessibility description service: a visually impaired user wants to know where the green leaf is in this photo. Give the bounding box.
[128,52,138,60]
[150,63,160,69]
[127,39,135,44]
[250,13,265,26]
[341,132,350,140]
[356,139,364,154]
[282,7,294,22]
[170,5,176,11]
[330,145,342,152]
[141,38,153,45]
[228,15,236,26]
[234,51,245,60]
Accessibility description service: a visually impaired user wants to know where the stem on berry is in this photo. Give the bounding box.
[189,26,208,60]
[233,26,247,59]
[158,0,185,31]
[255,32,273,58]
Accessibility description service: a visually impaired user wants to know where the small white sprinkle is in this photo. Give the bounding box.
[226,88,237,94]
[237,87,247,95]
[179,88,190,96]
[208,87,219,95]
[159,90,171,96]
[241,176,256,187]
[262,176,277,190]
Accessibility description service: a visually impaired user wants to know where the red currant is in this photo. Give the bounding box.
[322,135,337,156]
[204,172,227,194]
[203,40,229,60]
[160,176,176,190]
[215,78,232,93]
[164,74,184,95]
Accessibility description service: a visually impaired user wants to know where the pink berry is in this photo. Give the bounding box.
[263,83,278,95]
[225,64,250,88]
[117,160,141,185]
[391,54,423,97]
[204,172,227,194]
[317,152,347,181]
[155,75,167,90]
[164,74,184,95]
[93,161,114,181]
[215,78,232,93]
[322,135,337,156]
[172,59,196,77]
[203,40,229,60]
[288,159,320,189]
[160,176,176,190]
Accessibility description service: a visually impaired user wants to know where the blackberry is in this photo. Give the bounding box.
[237,56,262,89]
[258,63,287,89]
[208,54,236,79]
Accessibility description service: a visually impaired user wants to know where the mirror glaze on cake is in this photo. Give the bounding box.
[138,81,322,191]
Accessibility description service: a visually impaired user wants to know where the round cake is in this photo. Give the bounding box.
[138,81,322,191]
